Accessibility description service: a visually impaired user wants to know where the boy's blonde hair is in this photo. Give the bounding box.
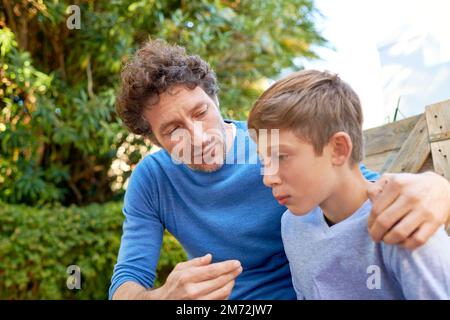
[248,69,364,165]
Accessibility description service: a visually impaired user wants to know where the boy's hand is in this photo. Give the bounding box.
[367,172,450,250]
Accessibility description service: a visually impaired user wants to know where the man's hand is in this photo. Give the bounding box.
[157,254,242,299]
[113,254,242,300]
[367,171,450,250]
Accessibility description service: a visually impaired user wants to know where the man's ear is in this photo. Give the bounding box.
[329,132,353,166]
[148,133,162,147]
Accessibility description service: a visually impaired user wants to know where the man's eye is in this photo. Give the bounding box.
[196,105,208,117]
[167,127,180,135]
[278,155,288,161]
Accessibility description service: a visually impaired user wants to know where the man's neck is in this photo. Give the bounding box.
[320,167,372,226]
[224,121,236,154]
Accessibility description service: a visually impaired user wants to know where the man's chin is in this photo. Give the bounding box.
[187,162,224,173]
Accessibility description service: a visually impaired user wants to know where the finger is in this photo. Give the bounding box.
[366,180,384,201]
[188,260,242,283]
[190,266,242,298]
[176,254,212,271]
[368,174,400,229]
[382,209,424,245]
[368,194,411,242]
[202,279,236,300]
[401,222,439,250]
[367,182,383,227]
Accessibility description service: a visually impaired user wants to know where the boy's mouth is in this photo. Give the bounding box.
[275,195,291,205]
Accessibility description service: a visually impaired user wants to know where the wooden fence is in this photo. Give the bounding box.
[364,99,450,179]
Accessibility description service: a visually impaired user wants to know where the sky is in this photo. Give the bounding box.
[299,0,450,129]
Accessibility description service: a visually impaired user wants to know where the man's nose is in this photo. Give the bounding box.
[187,122,210,152]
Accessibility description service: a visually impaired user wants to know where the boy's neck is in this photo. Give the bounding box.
[320,166,372,226]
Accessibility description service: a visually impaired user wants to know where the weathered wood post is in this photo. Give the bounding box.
[425,99,450,179]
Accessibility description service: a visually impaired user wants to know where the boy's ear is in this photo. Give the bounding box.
[329,132,353,166]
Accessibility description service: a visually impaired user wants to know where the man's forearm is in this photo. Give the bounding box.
[112,281,163,300]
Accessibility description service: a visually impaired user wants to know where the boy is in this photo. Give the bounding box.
[247,70,450,299]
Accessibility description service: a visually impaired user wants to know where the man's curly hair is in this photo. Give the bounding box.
[116,39,219,136]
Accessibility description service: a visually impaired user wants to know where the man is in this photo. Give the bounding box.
[109,39,450,300]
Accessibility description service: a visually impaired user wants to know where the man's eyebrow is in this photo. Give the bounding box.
[158,101,210,134]
[158,120,178,134]
[191,100,210,113]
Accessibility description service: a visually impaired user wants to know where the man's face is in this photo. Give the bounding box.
[143,85,227,172]
[259,129,336,215]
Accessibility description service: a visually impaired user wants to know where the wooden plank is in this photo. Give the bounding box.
[425,99,450,179]
[364,115,421,156]
[418,153,435,173]
[380,150,401,173]
[386,114,431,173]
[429,141,450,178]
[364,150,398,173]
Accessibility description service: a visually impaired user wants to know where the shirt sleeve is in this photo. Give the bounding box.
[381,226,450,299]
[108,159,164,299]
[359,163,380,182]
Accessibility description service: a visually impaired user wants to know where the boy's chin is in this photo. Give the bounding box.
[286,203,316,216]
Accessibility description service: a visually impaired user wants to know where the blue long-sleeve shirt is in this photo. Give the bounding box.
[109,120,379,299]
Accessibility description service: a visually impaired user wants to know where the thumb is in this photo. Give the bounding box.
[367,181,383,201]
[367,173,391,201]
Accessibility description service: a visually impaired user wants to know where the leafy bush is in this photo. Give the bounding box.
[0,26,134,206]
[0,201,186,299]
[0,0,324,299]
[1,0,325,206]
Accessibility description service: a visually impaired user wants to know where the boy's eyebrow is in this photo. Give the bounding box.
[269,143,294,152]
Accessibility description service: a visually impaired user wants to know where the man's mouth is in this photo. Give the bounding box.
[193,142,221,159]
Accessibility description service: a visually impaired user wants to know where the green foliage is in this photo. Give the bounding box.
[0,25,129,206]
[0,0,325,206]
[0,201,186,299]
[0,0,324,299]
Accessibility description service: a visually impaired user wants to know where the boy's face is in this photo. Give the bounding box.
[259,129,337,216]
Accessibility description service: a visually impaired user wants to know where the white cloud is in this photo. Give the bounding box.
[302,0,450,129]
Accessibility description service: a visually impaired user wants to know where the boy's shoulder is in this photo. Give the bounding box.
[380,226,450,265]
[379,226,450,299]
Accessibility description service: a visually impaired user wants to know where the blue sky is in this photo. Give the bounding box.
[299,0,450,129]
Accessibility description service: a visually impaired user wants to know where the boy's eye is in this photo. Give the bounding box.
[278,155,288,161]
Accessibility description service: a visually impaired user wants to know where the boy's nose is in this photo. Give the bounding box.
[263,170,281,187]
